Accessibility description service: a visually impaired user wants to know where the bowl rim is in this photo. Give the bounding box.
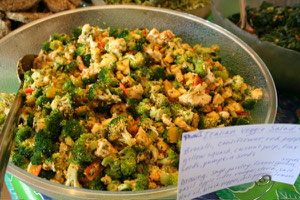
[3,5,277,199]
[210,0,300,55]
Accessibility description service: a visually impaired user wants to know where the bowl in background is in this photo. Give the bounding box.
[0,5,277,199]
[212,0,300,92]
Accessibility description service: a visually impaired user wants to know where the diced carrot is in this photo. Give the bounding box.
[76,56,86,71]
[194,75,203,86]
[142,30,146,35]
[296,35,300,40]
[84,161,102,181]
[29,165,42,176]
[216,106,222,112]
[23,88,34,94]
[129,124,139,134]
[119,83,128,95]
[98,41,106,48]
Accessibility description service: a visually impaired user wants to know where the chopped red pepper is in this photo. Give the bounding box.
[216,106,222,112]
[166,31,174,39]
[194,75,203,86]
[246,28,255,34]
[142,30,146,36]
[296,35,300,40]
[24,88,34,94]
[237,112,250,116]
[120,83,128,96]
[84,161,102,181]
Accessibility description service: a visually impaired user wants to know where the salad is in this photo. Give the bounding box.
[229,1,300,52]
[10,24,263,191]
[103,0,210,11]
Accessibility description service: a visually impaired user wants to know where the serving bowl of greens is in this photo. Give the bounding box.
[0,5,276,199]
[212,0,300,92]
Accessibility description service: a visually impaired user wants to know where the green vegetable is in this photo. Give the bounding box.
[61,120,86,141]
[12,153,28,170]
[242,99,257,110]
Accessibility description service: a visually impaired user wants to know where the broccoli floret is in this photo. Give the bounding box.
[62,79,75,92]
[49,40,63,50]
[109,28,129,39]
[193,57,207,78]
[15,126,34,142]
[118,174,149,191]
[198,116,220,129]
[75,43,89,56]
[88,82,102,101]
[42,41,51,51]
[128,52,145,69]
[170,103,194,124]
[11,153,29,170]
[71,133,97,164]
[102,156,122,179]
[214,71,229,80]
[136,99,152,117]
[98,67,119,87]
[130,67,152,82]
[45,110,64,139]
[126,98,139,117]
[107,180,121,191]
[30,152,45,165]
[27,113,34,127]
[107,116,136,146]
[158,149,179,167]
[50,33,70,44]
[72,27,82,40]
[149,106,172,122]
[175,55,185,64]
[64,61,78,73]
[119,147,137,177]
[150,93,169,107]
[36,95,50,108]
[34,129,58,156]
[135,38,145,52]
[242,99,257,110]
[61,120,86,141]
[82,54,91,67]
[159,171,178,186]
[23,71,33,89]
[150,66,166,80]
[234,117,250,125]
[89,177,105,190]
[44,152,69,171]
[232,75,244,91]
[17,138,34,158]
[71,144,93,164]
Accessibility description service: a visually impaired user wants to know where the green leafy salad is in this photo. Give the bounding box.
[229,1,300,52]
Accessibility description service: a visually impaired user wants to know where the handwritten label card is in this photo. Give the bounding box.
[178,124,300,200]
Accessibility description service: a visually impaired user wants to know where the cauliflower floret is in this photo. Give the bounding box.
[146,28,174,45]
[205,68,215,83]
[135,127,152,147]
[148,144,159,162]
[178,83,212,107]
[116,59,130,75]
[222,87,233,99]
[65,163,82,188]
[174,117,196,132]
[231,75,244,91]
[95,138,118,158]
[251,88,263,100]
[106,38,127,57]
[219,111,230,119]
[145,44,162,62]
[100,53,117,68]
[127,84,144,100]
